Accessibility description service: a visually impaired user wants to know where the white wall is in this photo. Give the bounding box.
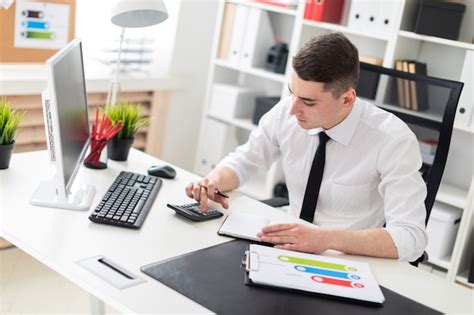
[76,0,181,77]
[76,0,220,170]
[159,0,219,170]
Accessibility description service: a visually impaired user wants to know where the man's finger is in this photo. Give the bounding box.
[261,223,297,234]
[260,231,295,238]
[206,182,217,199]
[200,187,209,212]
[261,235,295,244]
[185,183,194,198]
[214,195,229,209]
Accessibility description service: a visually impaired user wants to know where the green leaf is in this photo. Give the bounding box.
[104,101,150,139]
[0,98,25,145]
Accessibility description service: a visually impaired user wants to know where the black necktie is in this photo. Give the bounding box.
[300,132,330,223]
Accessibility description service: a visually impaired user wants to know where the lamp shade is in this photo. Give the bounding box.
[111,0,168,28]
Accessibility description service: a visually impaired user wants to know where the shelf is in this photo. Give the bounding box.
[368,99,444,131]
[227,0,297,16]
[303,20,389,41]
[455,270,474,288]
[398,31,474,51]
[429,255,451,270]
[207,113,257,131]
[436,183,468,209]
[214,59,287,83]
[453,123,474,133]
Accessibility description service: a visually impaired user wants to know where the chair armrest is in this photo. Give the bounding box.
[260,197,290,208]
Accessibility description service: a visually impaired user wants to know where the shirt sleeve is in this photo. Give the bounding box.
[376,132,428,262]
[217,100,284,187]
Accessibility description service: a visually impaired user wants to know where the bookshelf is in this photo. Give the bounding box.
[195,0,473,286]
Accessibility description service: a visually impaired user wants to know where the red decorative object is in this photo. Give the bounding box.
[84,108,123,168]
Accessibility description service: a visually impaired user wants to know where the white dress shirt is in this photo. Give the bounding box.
[219,96,428,261]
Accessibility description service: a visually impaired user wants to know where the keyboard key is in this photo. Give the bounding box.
[89,171,162,229]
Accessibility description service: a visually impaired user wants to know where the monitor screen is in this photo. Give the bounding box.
[49,40,89,189]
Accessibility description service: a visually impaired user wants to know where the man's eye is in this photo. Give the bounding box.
[303,101,316,106]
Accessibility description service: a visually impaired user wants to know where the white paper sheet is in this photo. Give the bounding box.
[248,244,385,304]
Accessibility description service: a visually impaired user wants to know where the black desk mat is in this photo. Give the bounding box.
[141,240,440,315]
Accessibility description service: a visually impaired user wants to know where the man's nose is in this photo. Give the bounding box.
[289,97,300,116]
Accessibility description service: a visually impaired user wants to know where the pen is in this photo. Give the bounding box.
[198,183,229,198]
[216,190,229,198]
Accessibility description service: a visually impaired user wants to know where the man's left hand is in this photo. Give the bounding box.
[257,223,331,254]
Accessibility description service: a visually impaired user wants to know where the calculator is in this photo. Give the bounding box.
[167,202,224,222]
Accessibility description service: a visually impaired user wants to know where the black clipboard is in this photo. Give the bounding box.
[141,240,440,315]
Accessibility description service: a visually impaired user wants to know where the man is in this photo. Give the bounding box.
[186,33,427,262]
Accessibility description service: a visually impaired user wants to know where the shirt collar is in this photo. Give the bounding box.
[306,98,362,146]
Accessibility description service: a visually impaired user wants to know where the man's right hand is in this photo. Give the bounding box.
[185,178,229,212]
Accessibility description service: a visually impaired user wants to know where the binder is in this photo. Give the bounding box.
[454,50,473,129]
[141,239,441,314]
[217,3,237,60]
[240,8,275,69]
[395,60,407,109]
[401,60,411,109]
[228,5,249,66]
[304,0,314,20]
[347,0,375,33]
[357,57,382,100]
[311,0,345,24]
[407,61,429,111]
[372,1,402,36]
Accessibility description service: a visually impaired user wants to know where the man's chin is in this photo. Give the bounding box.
[297,120,312,129]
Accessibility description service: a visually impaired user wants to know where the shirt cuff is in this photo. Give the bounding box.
[217,159,246,188]
[384,226,428,262]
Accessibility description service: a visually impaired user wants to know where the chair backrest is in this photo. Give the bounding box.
[358,62,464,224]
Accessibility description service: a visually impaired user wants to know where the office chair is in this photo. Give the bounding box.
[261,62,464,266]
[359,62,464,266]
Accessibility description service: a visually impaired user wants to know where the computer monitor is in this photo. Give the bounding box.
[30,39,95,211]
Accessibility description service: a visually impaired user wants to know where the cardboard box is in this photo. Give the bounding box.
[426,202,462,259]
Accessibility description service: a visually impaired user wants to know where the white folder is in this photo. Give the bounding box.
[240,8,275,69]
[454,50,473,129]
[373,1,402,37]
[228,5,249,66]
[347,0,370,33]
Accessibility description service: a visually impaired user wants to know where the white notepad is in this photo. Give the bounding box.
[218,212,298,241]
[246,244,385,304]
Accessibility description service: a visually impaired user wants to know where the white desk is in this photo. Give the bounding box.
[0,150,472,314]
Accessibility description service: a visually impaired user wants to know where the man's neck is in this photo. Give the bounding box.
[323,104,354,130]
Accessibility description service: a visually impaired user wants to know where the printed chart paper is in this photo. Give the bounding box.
[14,1,70,50]
[248,244,385,304]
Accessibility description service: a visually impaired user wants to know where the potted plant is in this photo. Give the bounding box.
[105,101,149,161]
[0,98,24,169]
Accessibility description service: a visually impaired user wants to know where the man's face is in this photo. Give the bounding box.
[289,72,352,130]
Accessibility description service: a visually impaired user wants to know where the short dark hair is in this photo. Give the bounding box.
[292,33,359,98]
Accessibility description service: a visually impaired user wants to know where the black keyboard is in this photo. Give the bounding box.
[89,171,162,229]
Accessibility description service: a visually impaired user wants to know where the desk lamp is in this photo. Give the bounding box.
[108,0,168,106]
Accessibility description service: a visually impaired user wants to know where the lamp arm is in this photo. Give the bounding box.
[107,27,125,106]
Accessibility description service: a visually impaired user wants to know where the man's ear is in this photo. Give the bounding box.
[342,88,356,107]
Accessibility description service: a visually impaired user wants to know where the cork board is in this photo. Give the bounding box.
[0,0,76,63]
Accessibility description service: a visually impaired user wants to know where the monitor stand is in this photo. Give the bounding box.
[30,179,95,211]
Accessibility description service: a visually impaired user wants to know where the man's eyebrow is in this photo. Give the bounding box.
[288,85,316,102]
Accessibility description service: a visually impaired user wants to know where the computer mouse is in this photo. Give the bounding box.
[147,164,177,179]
